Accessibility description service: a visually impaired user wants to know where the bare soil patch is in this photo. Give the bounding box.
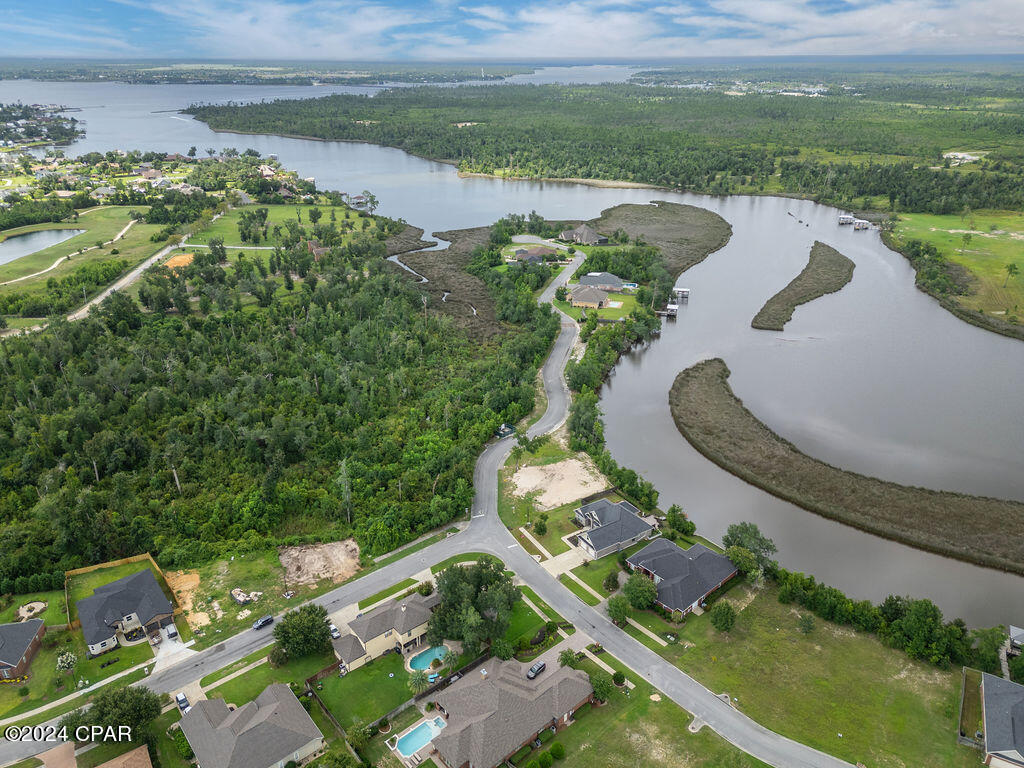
[164,252,195,269]
[669,357,1024,575]
[511,457,608,510]
[165,570,208,628]
[278,540,361,587]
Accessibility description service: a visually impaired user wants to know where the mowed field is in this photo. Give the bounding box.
[894,210,1024,316]
[0,206,162,289]
[189,203,376,247]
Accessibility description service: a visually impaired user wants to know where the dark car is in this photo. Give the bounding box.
[175,692,189,712]
[526,661,546,680]
[252,614,274,630]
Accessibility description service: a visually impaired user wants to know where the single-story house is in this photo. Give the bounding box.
[181,683,324,768]
[569,285,608,309]
[981,672,1024,767]
[76,569,175,656]
[1010,626,1023,655]
[574,499,654,559]
[578,272,624,292]
[0,619,44,679]
[626,538,738,617]
[430,659,593,768]
[332,590,440,671]
[258,164,276,178]
[559,224,607,246]
[513,245,556,264]
[40,742,153,768]
[91,186,116,200]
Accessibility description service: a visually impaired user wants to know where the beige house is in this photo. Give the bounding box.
[569,285,608,309]
[76,570,174,656]
[332,591,440,671]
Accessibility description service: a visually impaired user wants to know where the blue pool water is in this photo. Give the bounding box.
[409,645,447,671]
[395,716,446,757]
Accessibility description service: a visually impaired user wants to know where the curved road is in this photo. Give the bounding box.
[0,255,853,768]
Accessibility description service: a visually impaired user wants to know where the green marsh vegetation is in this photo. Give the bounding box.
[751,241,855,331]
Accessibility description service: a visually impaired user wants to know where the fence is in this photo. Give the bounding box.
[63,552,179,629]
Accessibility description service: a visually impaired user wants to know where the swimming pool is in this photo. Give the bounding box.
[395,716,446,757]
[409,644,448,671]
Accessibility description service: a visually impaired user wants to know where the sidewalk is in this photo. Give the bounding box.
[562,571,604,602]
[517,527,553,560]
[626,617,668,647]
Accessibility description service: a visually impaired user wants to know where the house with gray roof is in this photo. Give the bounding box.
[574,498,654,559]
[578,272,624,292]
[559,224,607,246]
[0,619,44,680]
[981,673,1024,767]
[1010,626,1024,655]
[333,590,440,671]
[430,659,593,768]
[626,538,738,617]
[76,569,174,656]
[180,683,324,768]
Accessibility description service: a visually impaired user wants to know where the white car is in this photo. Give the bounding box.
[175,692,189,712]
[329,624,341,639]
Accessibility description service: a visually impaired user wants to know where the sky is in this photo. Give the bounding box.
[1,0,1023,60]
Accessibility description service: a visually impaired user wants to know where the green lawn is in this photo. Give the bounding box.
[189,203,375,247]
[554,291,638,321]
[518,586,571,628]
[317,652,411,728]
[514,654,770,768]
[199,647,269,688]
[67,559,173,623]
[429,553,496,575]
[358,578,418,610]
[503,601,547,647]
[557,574,601,607]
[569,540,650,598]
[960,668,983,741]
[362,705,421,766]
[893,210,1024,318]
[207,650,334,706]
[5,667,149,729]
[664,585,979,768]
[0,591,65,626]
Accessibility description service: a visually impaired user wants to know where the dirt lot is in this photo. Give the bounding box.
[164,252,195,269]
[511,456,608,510]
[278,541,361,586]
[165,570,208,628]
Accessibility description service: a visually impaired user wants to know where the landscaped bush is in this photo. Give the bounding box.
[172,727,194,759]
[538,728,554,744]
[710,602,737,633]
[602,572,619,592]
[510,745,533,765]
[545,620,558,635]
[612,671,625,686]
[268,645,289,667]
[530,628,547,646]
[538,751,554,768]
[549,742,565,760]
[417,581,434,596]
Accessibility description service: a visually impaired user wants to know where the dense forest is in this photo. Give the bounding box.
[188,83,1024,212]
[0,212,558,591]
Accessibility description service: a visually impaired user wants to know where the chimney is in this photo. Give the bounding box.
[480,668,488,678]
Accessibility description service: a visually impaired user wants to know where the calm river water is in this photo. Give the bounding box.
[1,72,1021,625]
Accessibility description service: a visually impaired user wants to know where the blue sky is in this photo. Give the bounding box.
[1,0,1021,59]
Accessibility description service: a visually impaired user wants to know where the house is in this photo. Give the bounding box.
[430,659,593,768]
[559,224,607,246]
[569,285,608,309]
[40,743,153,768]
[980,673,1024,767]
[574,499,654,559]
[140,168,161,180]
[578,272,624,292]
[626,538,738,617]
[258,164,276,178]
[0,619,44,679]
[180,683,324,768]
[332,590,439,671]
[76,570,175,656]
[91,186,115,200]
[513,245,556,264]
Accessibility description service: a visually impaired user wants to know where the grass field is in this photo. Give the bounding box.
[358,578,418,609]
[189,203,375,247]
[317,652,410,728]
[0,207,160,287]
[0,591,65,626]
[669,357,1024,576]
[569,540,650,598]
[199,647,269,687]
[893,210,1024,318]
[751,241,855,330]
[429,553,496,574]
[4,666,149,729]
[207,649,334,706]
[662,585,978,768]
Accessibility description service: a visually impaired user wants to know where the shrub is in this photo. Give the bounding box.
[538,751,554,768]
[550,742,565,760]
[16,686,28,697]
[623,573,657,609]
[612,671,625,686]
[172,727,194,759]
[492,638,515,660]
[268,645,289,667]
[417,581,434,596]
[534,518,547,536]
[590,671,614,702]
[545,620,558,635]
[710,602,737,633]
[602,572,620,592]
[525,761,540,768]
[798,614,815,634]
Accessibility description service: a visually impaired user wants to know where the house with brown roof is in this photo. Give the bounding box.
[180,683,324,768]
[429,659,593,768]
[569,285,608,309]
[332,590,440,671]
[559,224,608,246]
[0,619,44,680]
[40,743,153,768]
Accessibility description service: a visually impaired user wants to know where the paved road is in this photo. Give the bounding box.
[0,254,853,768]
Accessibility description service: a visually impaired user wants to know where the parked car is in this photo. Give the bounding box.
[329,624,341,639]
[252,615,274,630]
[526,661,546,680]
[175,693,190,712]
[496,423,514,439]
[166,625,179,640]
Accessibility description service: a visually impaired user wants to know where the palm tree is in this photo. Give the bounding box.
[443,648,459,672]
[558,649,577,668]
[1004,262,1020,287]
[408,670,430,694]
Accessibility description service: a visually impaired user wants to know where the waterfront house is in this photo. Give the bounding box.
[180,683,324,768]
[559,224,608,246]
[569,285,608,309]
[513,245,556,264]
[626,538,737,617]
[76,569,174,656]
[578,272,624,292]
[980,673,1024,767]
[332,590,439,671]
[574,499,654,559]
[430,659,593,768]
[0,619,44,680]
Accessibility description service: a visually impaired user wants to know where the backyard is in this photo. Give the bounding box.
[317,652,411,728]
[0,591,65,626]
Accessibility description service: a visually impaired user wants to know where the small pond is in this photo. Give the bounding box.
[0,229,85,267]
